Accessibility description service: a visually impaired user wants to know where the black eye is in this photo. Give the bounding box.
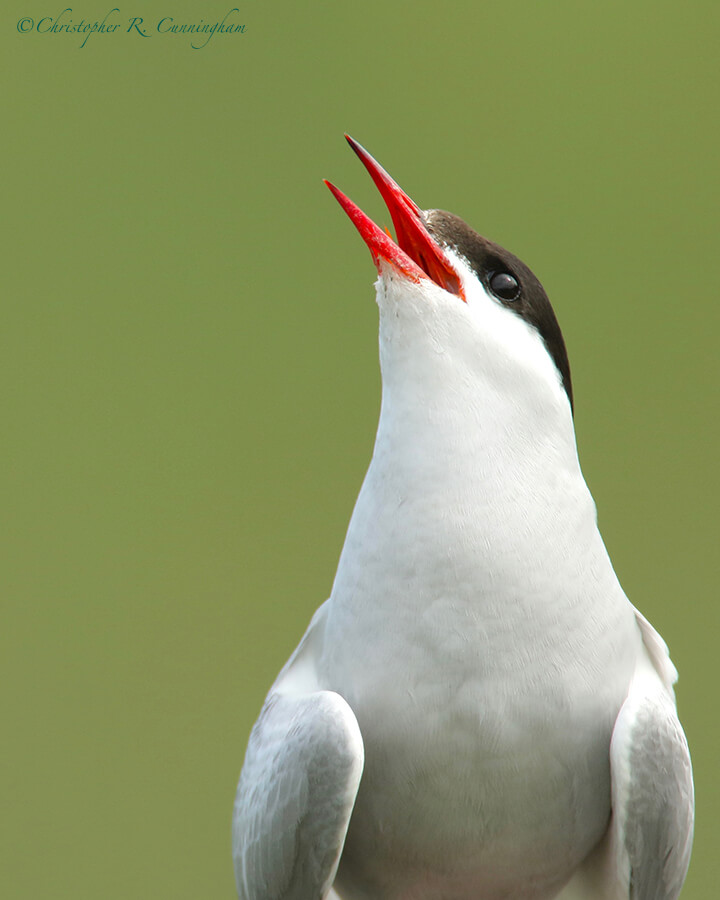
[489,271,520,302]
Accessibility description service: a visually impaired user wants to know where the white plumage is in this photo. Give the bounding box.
[232,139,693,900]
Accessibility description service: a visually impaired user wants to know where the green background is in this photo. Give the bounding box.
[2,1,717,897]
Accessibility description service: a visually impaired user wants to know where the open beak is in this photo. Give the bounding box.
[325,136,465,301]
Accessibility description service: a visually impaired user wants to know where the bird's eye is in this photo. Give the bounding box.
[489,272,520,302]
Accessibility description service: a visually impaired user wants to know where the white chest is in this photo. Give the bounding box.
[316,429,639,899]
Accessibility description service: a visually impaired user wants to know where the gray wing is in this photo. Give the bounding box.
[607,615,694,900]
[232,689,364,900]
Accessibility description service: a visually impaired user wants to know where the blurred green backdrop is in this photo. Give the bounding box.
[2,1,717,897]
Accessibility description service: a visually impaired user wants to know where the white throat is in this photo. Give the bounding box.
[327,264,601,631]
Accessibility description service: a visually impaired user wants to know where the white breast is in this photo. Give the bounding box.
[318,396,636,896]
[312,269,640,899]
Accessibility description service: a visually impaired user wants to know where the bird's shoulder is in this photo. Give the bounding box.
[233,601,364,900]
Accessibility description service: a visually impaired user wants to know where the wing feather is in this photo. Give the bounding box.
[233,690,364,900]
[606,616,693,900]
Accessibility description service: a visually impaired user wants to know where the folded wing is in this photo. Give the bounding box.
[606,612,694,900]
[233,689,364,900]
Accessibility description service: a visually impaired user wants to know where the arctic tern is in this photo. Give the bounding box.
[232,136,694,900]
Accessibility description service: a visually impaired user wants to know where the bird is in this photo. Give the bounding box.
[232,135,694,900]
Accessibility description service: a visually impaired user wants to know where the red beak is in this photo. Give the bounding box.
[325,136,465,301]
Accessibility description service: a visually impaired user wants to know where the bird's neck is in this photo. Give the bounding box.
[330,375,599,612]
[373,370,581,503]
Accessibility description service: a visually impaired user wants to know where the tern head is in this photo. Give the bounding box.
[325,136,574,438]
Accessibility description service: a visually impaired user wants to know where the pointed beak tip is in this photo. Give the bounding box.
[327,137,465,300]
